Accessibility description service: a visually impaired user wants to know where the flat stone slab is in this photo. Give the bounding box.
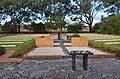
[25,47,115,59]
[105,42,120,44]
[28,47,65,56]
[95,39,120,42]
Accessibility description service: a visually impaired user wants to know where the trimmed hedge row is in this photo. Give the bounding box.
[89,40,120,57]
[0,46,5,55]
[12,39,35,57]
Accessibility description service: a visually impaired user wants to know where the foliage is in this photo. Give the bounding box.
[95,14,120,35]
[0,46,5,55]
[67,22,83,32]
[0,0,49,33]
[103,0,120,14]
[12,39,35,57]
[0,0,105,33]
[70,0,103,32]
[67,34,80,40]
[31,22,46,33]
[44,0,71,32]
[72,34,81,37]
[92,22,101,33]
[1,21,17,33]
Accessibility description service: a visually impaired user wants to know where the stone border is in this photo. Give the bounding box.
[23,54,116,59]
[105,42,120,44]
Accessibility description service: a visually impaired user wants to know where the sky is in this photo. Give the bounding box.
[93,12,108,26]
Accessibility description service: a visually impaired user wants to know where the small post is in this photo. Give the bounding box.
[58,32,60,40]
[83,54,88,71]
[72,55,76,71]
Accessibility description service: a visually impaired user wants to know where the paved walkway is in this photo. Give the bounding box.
[0,50,23,63]
[0,58,120,79]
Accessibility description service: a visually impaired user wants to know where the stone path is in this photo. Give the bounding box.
[0,50,23,63]
[0,58,120,79]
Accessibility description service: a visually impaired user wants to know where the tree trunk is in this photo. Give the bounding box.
[18,25,20,33]
[89,24,92,33]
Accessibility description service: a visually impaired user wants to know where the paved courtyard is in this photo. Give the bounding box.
[0,58,120,79]
[27,47,108,56]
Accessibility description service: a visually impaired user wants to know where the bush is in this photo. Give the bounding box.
[95,14,120,35]
[72,34,81,37]
[12,39,35,57]
[67,34,80,40]
[0,47,5,55]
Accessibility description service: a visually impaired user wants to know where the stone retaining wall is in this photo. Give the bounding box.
[36,37,53,47]
[71,37,88,47]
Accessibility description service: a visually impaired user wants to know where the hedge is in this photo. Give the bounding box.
[12,39,35,57]
[89,40,120,57]
[0,46,5,55]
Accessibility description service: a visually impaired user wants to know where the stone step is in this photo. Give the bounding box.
[54,43,71,47]
[54,40,71,43]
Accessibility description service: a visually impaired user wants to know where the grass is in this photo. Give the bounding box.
[0,34,49,49]
[89,39,120,57]
[12,38,35,57]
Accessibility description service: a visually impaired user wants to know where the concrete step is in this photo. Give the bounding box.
[54,43,71,47]
[54,40,71,43]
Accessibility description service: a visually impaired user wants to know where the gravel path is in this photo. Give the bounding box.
[0,58,120,79]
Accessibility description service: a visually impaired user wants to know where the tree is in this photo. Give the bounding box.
[1,21,17,33]
[70,0,103,32]
[44,0,71,32]
[0,0,49,33]
[67,21,83,32]
[0,0,31,33]
[31,22,46,33]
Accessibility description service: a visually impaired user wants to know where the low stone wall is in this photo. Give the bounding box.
[36,37,53,47]
[71,37,88,47]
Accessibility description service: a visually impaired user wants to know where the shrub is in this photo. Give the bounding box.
[95,14,120,35]
[67,34,80,40]
[0,47,5,55]
[72,34,81,37]
[12,39,35,57]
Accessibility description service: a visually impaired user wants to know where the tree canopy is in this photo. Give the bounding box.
[0,0,119,33]
[103,0,120,14]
